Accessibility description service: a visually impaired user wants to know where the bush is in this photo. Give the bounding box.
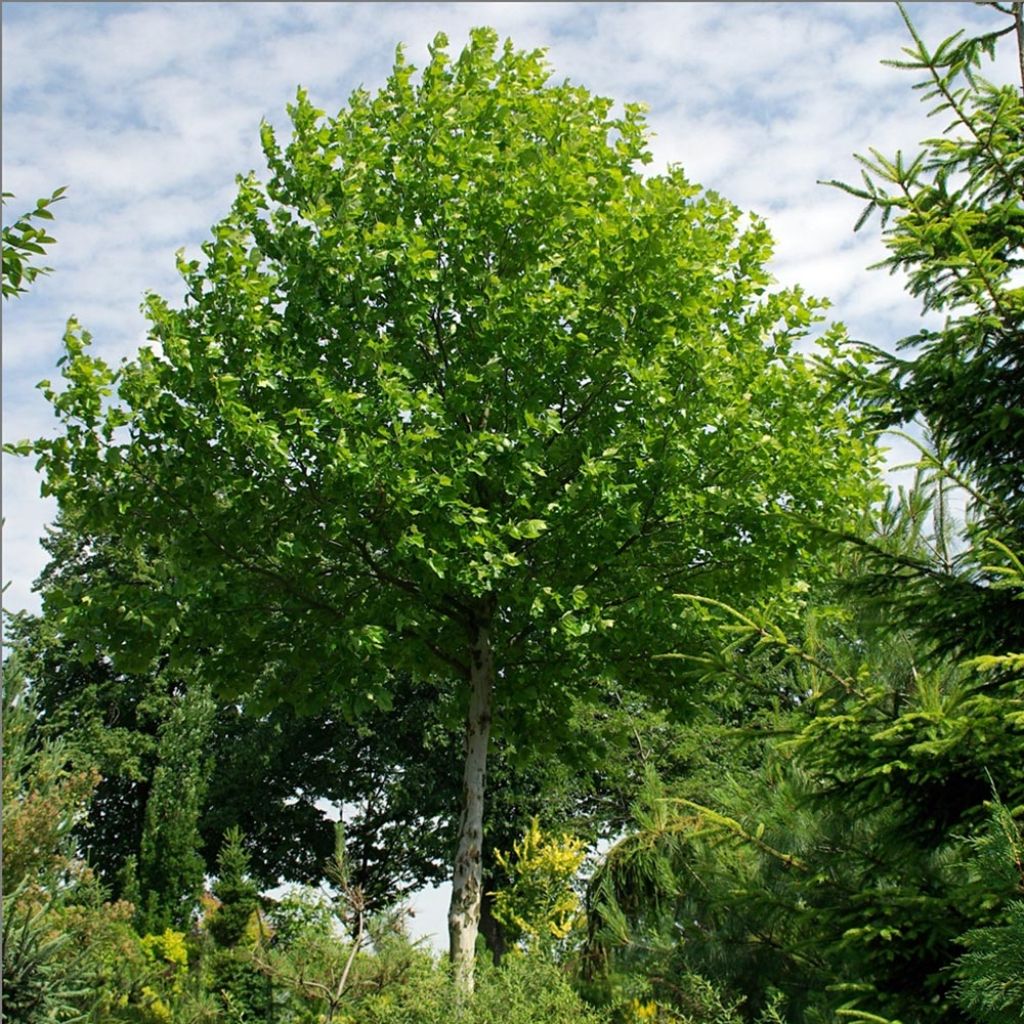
[353,947,608,1024]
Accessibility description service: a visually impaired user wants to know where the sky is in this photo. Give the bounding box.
[2,0,1018,947]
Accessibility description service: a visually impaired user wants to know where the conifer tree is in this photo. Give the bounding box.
[206,827,273,1019]
[207,827,262,949]
[826,0,1024,658]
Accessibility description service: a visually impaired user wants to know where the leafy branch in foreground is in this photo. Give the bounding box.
[1,187,66,299]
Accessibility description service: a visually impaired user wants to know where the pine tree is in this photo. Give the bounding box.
[826,0,1024,660]
[953,796,1024,1023]
[207,827,262,949]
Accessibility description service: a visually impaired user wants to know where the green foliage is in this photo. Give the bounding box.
[828,1,1024,501]
[207,827,263,948]
[135,684,214,934]
[491,818,587,953]
[1,653,98,895]
[1,896,90,1023]
[954,900,1024,1023]
[253,887,609,1023]
[1,187,65,299]
[22,28,875,709]
[611,11,1023,1012]
[467,952,609,1024]
[586,486,1024,1023]
[952,797,1024,1023]
[250,824,371,1020]
[6,582,400,900]
[1,657,151,1024]
[826,1,1024,660]
[619,975,790,1024]
[16,27,876,978]
[333,945,610,1024]
[201,827,274,1020]
[3,601,181,901]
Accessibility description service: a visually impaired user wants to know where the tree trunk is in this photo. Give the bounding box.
[478,886,508,966]
[448,618,495,994]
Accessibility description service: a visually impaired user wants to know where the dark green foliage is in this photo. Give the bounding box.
[5,600,210,936]
[204,827,274,1020]
[7,523,442,902]
[955,901,1024,1023]
[3,605,166,898]
[953,797,1024,1023]
[828,3,1024,511]
[134,684,214,935]
[207,828,262,949]
[586,518,1024,1023]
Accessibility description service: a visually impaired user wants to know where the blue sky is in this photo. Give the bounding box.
[2,0,1018,944]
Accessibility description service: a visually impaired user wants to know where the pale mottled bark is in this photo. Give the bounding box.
[448,620,494,994]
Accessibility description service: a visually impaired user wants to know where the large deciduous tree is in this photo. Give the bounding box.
[19,30,876,986]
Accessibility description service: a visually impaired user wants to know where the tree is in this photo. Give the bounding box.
[952,795,1024,1023]
[585,520,1024,1022]
[825,0,1024,659]
[203,827,274,1020]
[18,29,877,988]
[132,681,214,934]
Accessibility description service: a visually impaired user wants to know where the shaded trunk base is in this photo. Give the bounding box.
[479,886,508,966]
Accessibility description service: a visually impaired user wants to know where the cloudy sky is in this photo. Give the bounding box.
[2,0,1018,943]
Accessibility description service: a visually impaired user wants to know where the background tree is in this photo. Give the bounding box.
[132,681,214,934]
[18,29,877,987]
[9,569,660,952]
